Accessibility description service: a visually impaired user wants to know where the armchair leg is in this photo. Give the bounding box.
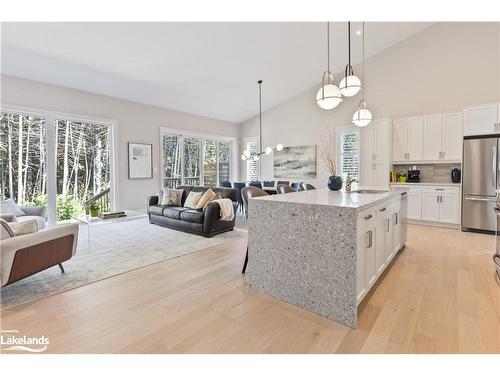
[242,245,249,274]
[58,263,65,274]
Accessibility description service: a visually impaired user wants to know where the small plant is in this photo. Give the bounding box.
[89,202,99,217]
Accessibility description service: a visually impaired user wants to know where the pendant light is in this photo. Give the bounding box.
[241,80,283,161]
[353,22,372,127]
[316,22,342,110]
[339,21,362,97]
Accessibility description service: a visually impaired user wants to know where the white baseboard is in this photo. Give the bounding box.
[407,219,460,229]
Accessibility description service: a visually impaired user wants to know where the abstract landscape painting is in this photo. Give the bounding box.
[273,145,317,178]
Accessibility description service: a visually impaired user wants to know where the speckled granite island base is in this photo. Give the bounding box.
[245,188,405,328]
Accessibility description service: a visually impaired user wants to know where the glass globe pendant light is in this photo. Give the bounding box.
[352,22,372,127]
[339,21,362,97]
[316,22,342,110]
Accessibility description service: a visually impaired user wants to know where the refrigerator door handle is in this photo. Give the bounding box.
[464,196,497,202]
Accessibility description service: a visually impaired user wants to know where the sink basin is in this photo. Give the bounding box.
[350,189,388,194]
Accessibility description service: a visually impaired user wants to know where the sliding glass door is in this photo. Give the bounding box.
[1,107,115,225]
[55,119,111,221]
[161,131,233,188]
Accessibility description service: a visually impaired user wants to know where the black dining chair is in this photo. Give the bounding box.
[291,182,303,191]
[262,180,275,187]
[248,180,263,189]
[301,183,316,191]
[241,186,269,273]
[232,182,246,213]
[277,180,289,186]
[277,184,296,194]
[220,180,232,188]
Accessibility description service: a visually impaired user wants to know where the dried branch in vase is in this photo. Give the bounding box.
[319,126,337,176]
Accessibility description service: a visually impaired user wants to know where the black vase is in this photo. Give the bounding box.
[327,175,343,191]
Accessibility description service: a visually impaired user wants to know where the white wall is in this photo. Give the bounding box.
[1,74,240,210]
[240,22,500,187]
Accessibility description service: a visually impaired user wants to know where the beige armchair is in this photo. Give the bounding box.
[0,223,79,287]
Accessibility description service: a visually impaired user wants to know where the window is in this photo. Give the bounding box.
[1,108,115,225]
[338,127,360,181]
[245,140,258,181]
[161,130,233,188]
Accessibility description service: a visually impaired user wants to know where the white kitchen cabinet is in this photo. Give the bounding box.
[422,191,441,222]
[356,231,367,303]
[421,187,460,224]
[360,162,389,189]
[439,193,461,224]
[442,112,463,160]
[375,209,388,275]
[361,118,391,162]
[383,213,393,264]
[407,189,423,220]
[391,209,402,258]
[423,114,443,161]
[463,103,499,136]
[407,117,424,161]
[392,119,408,162]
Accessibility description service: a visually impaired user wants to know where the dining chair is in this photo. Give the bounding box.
[248,181,263,189]
[301,183,316,191]
[277,184,296,194]
[262,180,275,187]
[232,182,246,213]
[291,182,304,191]
[220,180,232,188]
[277,180,289,186]
[241,186,269,273]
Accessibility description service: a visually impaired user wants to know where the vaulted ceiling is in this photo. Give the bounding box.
[1,22,432,123]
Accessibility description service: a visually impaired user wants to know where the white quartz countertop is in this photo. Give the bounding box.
[253,188,405,210]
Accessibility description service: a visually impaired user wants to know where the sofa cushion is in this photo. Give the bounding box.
[180,209,204,224]
[164,207,189,220]
[16,215,46,230]
[161,188,184,206]
[0,198,26,217]
[149,205,167,216]
[0,218,14,240]
[184,191,204,209]
[9,219,38,236]
[196,188,216,209]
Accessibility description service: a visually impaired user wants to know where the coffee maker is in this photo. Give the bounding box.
[407,167,420,183]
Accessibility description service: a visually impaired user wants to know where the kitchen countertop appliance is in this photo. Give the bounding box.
[407,169,420,183]
[462,134,500,233]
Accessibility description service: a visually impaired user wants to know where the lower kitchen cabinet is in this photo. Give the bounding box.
[357,197,403,304]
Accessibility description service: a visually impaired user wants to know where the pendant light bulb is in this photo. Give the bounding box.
[241,154,247,160]
[265,146,273,155]
[316,22,342,110]
[276,144,284,152]
[352,100,372,127]
[253,155,260,161]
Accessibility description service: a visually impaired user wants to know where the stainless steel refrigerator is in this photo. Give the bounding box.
[462,134,500,233]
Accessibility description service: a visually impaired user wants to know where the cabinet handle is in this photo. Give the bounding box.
[379,207,386,212]
[435,188,445,191]
[367,230,373,248]
[439,195,442,203]
[386,218,390,232]
[364,214,373,220]
[394,213,398,225]
[436,195,439,203]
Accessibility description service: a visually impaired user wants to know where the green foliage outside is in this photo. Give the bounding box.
[30,194,85,221]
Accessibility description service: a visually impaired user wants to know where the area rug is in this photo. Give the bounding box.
[0,217,247,310]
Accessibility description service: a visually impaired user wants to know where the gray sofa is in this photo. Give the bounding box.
[147,185,238,237]
[0,204,47,230]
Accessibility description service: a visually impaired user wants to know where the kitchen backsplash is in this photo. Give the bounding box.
[393,163,461,183]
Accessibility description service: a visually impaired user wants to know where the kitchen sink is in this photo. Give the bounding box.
[349,189,388,194]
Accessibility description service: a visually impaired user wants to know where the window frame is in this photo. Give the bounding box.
[336,124,360,181]
[243,136,259,182]
[160,127,236,189]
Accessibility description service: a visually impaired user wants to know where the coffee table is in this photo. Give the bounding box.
[71,210,147,249]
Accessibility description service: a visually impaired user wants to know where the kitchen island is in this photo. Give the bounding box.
[245,188,407,328]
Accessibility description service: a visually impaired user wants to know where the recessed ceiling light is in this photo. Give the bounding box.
[356,29,362,36]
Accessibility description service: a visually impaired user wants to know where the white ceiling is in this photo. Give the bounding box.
[1,22,432,123]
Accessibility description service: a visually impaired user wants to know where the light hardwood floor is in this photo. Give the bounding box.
[1,225,499,354]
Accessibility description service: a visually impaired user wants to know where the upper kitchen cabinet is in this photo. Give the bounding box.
[423,112,462,162]
[392,117,423,162]
[360,118,391,162]
[463,103,500,136]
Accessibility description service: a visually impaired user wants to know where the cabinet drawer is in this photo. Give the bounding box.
[422,186,459,195]
[358,208,376,228]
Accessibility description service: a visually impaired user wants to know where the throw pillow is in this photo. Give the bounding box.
[203,192,223,210]
[0,198,26,217]
[0,218,14,240]
[196,188,216,209]
[183,191,203,209]
[9,219,38,236]
[161,188,183,206]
